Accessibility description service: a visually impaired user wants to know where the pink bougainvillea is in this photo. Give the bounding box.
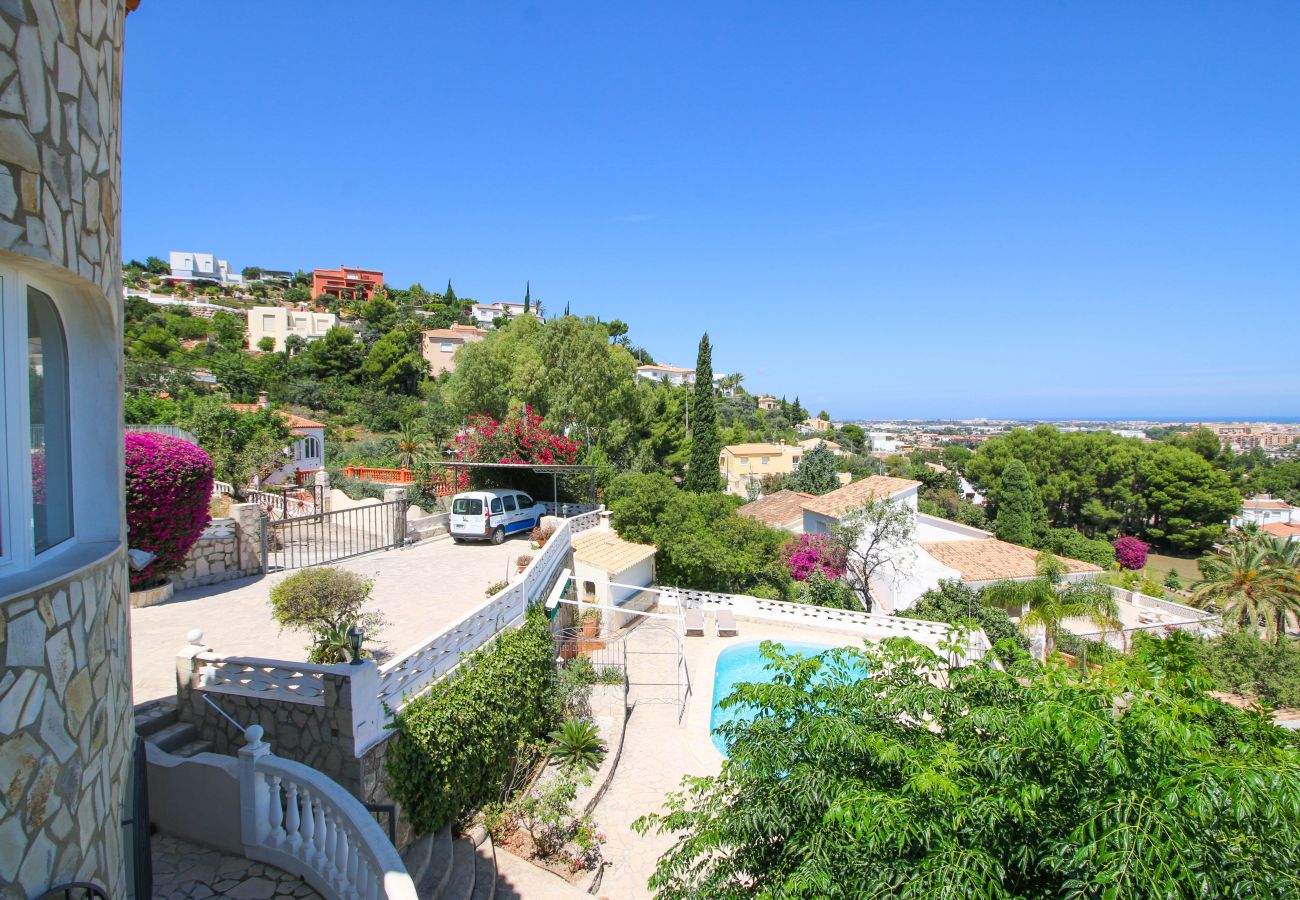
[126,432,214,588]
[780,533,847,582]
[1113,536,1149,571]
[451,407,580,468]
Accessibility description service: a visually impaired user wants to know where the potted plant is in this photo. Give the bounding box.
[517,554,534,574]
[580,607,601,639]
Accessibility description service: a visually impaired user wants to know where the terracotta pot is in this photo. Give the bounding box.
[581,618,599,638]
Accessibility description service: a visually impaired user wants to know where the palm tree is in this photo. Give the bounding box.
[395,422,426,470]
[1192,531,1300,644]
[982,551,1122,657]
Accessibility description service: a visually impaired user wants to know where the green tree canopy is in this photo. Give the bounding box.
[785,442,839,495]
[683,333,721,493]
[992,458,1039,545]
[636,638,1300,898]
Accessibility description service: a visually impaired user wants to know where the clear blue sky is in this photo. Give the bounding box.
[122,2,1300,421]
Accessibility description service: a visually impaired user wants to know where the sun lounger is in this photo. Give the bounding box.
[716,609,738,637]
[684,607,705,637]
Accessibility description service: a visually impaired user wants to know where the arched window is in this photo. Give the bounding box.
[301,436,320,460]
[27,287,73,553]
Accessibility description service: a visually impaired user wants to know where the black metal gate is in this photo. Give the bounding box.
[262,498,410,570]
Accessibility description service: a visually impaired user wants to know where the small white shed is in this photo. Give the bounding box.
[571,529,658,634]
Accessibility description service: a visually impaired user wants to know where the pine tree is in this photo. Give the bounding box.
[684,333,722,493]
[994,459,1040,547]
[444,281,457,306]
[524,281,531,314]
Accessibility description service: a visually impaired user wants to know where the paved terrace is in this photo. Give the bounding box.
[130,535,527,702]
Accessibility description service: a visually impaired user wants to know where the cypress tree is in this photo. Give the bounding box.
[994,459,1040,547]
[524,281,531,314]
[444,280,458,306]
[685,333,722,493]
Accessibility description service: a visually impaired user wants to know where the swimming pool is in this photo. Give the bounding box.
[709,640,868,755]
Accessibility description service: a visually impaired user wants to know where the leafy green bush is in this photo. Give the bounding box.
[795,569,859,611]
[554,656,595,717]
[387,605,558,833]
[1195,631,1300,708]
[1038,527,1117,568]
[901,580,1029,653]
[548,719,605,771]
[267,568,384,663]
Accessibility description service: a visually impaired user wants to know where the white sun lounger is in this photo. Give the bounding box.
[684,608,705,637]
[716,609,738,637]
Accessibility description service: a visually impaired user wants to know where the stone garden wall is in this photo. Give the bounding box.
[0,551,134,897]
[173,504,265,591]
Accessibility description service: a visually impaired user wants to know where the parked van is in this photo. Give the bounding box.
[449,488,548,544]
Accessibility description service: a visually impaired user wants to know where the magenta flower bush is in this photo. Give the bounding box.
[1113,536,1149,571]
[126,432,214,589]
[780,533,846,582]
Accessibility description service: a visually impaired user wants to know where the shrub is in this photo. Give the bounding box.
[795,570,859,611]
[596,666,624,685]
[1195,631,1300,708]
[267,567,384,663]
[901,580,1029,654]
[780,533,847,582]
[1113,536,1149,570]
[554,656,595,717]
[1038,527,1116,569]
[549,719,605,771]
[530,523,555,546]
[387,605,558,833]
[125,432,214,588]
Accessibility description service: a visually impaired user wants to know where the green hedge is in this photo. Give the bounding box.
[386,605,557,834]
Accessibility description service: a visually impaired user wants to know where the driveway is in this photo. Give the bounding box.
[129,533,532,703]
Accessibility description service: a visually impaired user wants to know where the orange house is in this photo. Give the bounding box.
[311,265,384,301]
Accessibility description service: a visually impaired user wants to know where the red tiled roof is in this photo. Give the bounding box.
[1262,522,1300,540]
[920,539,1102,582]
[738,490,815,527]
[227,404,326,430]
[801,475,922,519]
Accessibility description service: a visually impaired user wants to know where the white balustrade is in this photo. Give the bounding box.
[239,725,417,900]
[374,516,576,716]
[196,653,333,705]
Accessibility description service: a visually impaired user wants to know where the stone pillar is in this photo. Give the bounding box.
[383,487,408,546]
[230,502,265,575]
[314,469,332,513]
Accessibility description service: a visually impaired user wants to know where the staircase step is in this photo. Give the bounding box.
[443,837,477,900]
[401,830,436,889]
[425,825,453,899]
[148,721,198,753]
[468,836,495,900]
[133,699,179,737]
[170,739,213,758]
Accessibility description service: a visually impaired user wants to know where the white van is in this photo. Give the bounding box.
[449,488,548,544]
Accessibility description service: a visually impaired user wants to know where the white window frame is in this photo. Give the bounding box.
[0,267,77,575]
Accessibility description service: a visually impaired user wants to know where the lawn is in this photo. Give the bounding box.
[1145,551,1202,583]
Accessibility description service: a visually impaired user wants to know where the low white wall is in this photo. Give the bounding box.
[146,746,244,855]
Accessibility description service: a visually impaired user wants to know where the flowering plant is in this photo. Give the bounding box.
[1112,536,1149,571]
[780,533,847,582]
[451,406,580,467]
[125,432,214,588]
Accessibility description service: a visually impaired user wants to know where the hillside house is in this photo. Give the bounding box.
[311,264,384,302]
[229,393,326,485]
[635,363,696,386]
[1233,495,1297,529]
[246,305,337,351]
[168,250,243,286]
[720,442,803,495]
[421,322,490,376]
[470,301,542,328]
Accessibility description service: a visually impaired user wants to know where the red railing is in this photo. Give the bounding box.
[340,466,463,497]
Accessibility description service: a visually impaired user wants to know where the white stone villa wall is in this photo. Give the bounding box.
[0,0,133,895]
[0,555,133,896]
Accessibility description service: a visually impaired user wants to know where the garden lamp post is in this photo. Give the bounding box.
[347,625,365,664]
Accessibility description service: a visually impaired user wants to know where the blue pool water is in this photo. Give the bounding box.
[709,640,868,756]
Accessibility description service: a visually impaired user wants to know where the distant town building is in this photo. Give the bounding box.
[469,301,542,328]
[1204,423,1300,455]
[311,265,384,302]
[247,305,337,351]
[801,417,833,434]
[168,250,243,286]
[421,323,490,376]
[797,437,842,455]
[635,363,696,387]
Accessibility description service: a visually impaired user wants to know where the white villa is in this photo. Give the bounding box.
[636,363,696,386]
[247,305,338,351]
[168,250,244,286]
[1233,495,1297,529]
[229,393,326,485]
[470,301,542,328]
